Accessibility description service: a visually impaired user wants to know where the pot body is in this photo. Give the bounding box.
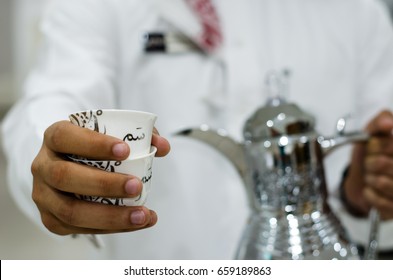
[236,133,360,259]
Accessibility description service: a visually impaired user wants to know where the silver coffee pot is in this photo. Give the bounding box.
[177,71,378,260]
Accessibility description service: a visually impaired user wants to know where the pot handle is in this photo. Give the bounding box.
[320,116,380,259]
[318,130,369,155]
[319,115,369,154]
[320,131,380,259]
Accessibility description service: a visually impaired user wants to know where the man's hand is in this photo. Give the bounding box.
[31,121,170,235]
[343,110,393,220]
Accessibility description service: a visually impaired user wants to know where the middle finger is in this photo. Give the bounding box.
[42,158,142,198]
[365,155,393,177]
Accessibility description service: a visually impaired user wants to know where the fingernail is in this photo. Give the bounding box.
[125,179,140,196]
[130,210,146,225]
[112,143,128,157]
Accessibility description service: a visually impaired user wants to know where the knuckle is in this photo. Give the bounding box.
[41,213,69,236]
[41,213,59,233]
[56,200,77,226]
[31,147,49,177]
[47,162,70,187]
[371,176,382,190]
[44,121,68,150]
[31,157,40,177]
[374,176,389,192]
[373,157,390,171]
[31,179,47,208]
[31,185,41,206]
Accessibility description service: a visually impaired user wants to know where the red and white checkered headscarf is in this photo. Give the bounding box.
[185,0,223,52]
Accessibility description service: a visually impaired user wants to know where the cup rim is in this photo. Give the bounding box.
[69,109,157,119]
[67,146,157,163]
[128,145,157,161]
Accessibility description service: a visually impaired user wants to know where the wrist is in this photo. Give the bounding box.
[339,166,368,217]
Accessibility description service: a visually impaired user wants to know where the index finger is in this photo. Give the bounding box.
[44,121,130,160]
[367,137,393,156]
[366,110,393,136]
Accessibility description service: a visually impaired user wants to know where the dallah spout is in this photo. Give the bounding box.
[175,125,248,184]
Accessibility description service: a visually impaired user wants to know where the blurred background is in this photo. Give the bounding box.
[0,0,104,259]
[1,0,393,259]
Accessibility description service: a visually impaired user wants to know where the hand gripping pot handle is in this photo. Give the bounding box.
[319,127,379,260]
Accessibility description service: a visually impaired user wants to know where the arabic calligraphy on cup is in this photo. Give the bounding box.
[68,146,157,206]
[69,109,157,159]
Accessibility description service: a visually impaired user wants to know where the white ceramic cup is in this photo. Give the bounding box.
[69,109,157,159]
[69,146,157,206]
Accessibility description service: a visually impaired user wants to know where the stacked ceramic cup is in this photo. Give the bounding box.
[68,109,157,206]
